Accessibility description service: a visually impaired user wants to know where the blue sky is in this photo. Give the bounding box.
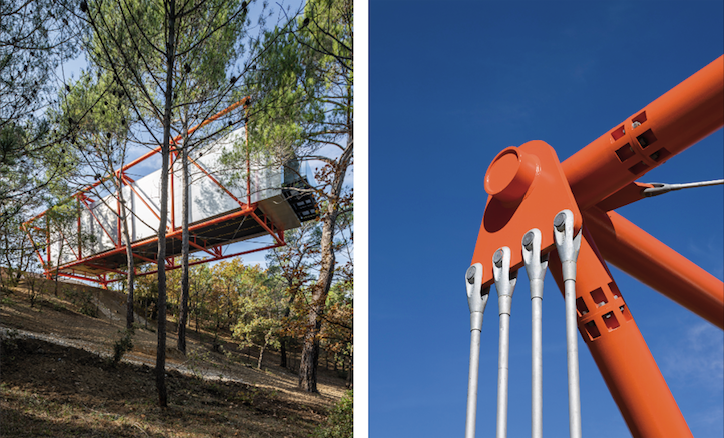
[368,1,723,437]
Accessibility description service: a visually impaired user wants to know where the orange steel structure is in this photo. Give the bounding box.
[471,55,723,437]
[23,99,315,288]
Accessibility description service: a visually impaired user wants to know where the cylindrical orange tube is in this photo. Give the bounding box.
[563,56,724,210]
[584,207,724,329]
[549,228,692,438]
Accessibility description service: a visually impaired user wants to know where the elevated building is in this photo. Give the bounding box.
[24,127,317,286]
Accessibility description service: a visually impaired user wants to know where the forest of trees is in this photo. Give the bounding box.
[116,217,353,378]
[1,0,353,409]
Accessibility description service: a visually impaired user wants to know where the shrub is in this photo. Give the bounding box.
[314,390,352,438]
[112,326,135,363]
[64,288,97,317]
[0,329,20,355]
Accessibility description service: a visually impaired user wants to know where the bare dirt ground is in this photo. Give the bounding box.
[0,278,347,437]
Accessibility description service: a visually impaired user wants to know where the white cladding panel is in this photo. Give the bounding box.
[62,128,291,263]
[172,128,283,226]
[50,232,76,266]
[129,167,168,242]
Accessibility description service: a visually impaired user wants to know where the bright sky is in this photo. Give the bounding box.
[369,1,723,437]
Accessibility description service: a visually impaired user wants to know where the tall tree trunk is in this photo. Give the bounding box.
[298,142,352,393]
[298,212,336,392]
[53,235,64,297]
[117,174,135,329]
[177,124,190,354]
[280,342,288,368]
[279,287,298,368]
[155,0,176,408]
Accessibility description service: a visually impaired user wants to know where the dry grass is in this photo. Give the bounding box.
[0,278,347,437]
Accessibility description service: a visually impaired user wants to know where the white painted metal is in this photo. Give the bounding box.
[521,228,548,438]
[465,263,489,438]
[493,247,517,438]
[553,210,583,438]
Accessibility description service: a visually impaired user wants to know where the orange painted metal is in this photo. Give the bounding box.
[20,99,276,284]
[562,55,724,210]
[78,196,118,247]
[469,56,723,437]
[52,205,255,273]
[584,207,724,329]
[249,211,284,246]
[86,242,285,285]
[45,215,51,278]
[471,140,581,288]
[170,145,177,230]
[120,173,162,222]
[549,228,693,438]
[187,153,248,209]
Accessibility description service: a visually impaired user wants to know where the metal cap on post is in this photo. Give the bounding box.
[465,263,490,438]
[493,247,517,316]
[522,229,548,296]
[554,210,582,282]
[466,263,489,332]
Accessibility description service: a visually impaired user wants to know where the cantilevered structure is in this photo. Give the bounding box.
[23,102,317,287]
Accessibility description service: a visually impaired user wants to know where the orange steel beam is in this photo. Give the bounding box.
[57,227,79,260]
[45,215,51,278]
[116,190,122,246]
[187,152,248,209]
[54,204,255,272]
[562,55,724,210]
[55,241,284,285]
[594,181,654,212]
[584,207,724,329]
[133,253,157,264]
[250,210,284,246]
[22,223,48,270]
[121,174,162,223]
[78,197,118,248]
[549,228,692,438]
[187,238,215,256]
[77,197,82,259]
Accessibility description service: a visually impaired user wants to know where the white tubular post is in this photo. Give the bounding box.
[465,263,490,438]
[521,229,548,438]
[493,247,517,438]
[553,210,583,438]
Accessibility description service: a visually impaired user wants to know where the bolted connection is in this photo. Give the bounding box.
[466,266,477,284]
[522,231,535,250]
[554,212,567,232]
[493,249,504,268]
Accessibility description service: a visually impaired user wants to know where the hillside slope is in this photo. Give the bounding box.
[0,277,346,437]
